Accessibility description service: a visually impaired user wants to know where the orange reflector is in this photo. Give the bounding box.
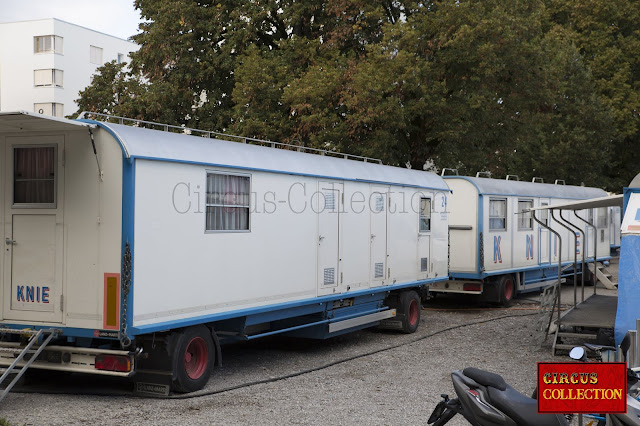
[95,354,131,372]
[103,273,120,330]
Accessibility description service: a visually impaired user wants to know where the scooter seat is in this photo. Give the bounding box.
[463,367,507,391]
[488,383,569,426]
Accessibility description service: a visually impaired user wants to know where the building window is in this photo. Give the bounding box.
[13,146,56,207]
[489,199,507,230]
[34,69,63,87]
[419,198,431,232]
[518,200,533,230]
[34,103,64,118]
[205,172,250,231]
[34,35,63,54]
[90,45,103,64]
[597,207,608,229]
[117,53,125,64]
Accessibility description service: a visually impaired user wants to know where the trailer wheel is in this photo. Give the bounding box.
[172,325,214,393]
[498,274,515,306]
[399,290,421,334]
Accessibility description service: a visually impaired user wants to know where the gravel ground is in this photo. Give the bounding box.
[1,273,619,425]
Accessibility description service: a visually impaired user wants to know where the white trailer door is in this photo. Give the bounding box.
[370,186,388,287]
[418,196,431,279]
[539,200,550,264]
[586,209,595,258]
[3,137,64,323]
[317,182,342,296]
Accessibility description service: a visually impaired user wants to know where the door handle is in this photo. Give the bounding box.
[5,238,16,246]
[319,235,325,242]
[371,234,376,240]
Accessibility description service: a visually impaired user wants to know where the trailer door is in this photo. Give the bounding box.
[3,137,64,323]
[539,200,550,264]
[369,186,388,287]
[317,181,342,296]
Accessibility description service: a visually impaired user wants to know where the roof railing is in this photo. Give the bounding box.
[555,179,566,185]
[441,168,459,176]
[532,177,544,183]
[506,175,519,181]
[476,171,491,178]
[76,111,383,164]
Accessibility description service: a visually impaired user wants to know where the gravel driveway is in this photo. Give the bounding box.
[1,282,618,425]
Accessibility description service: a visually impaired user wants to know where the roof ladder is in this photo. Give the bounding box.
[0,328,59,403]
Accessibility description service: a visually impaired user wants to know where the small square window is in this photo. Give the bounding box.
[419,198,431,232]
[489,199,507,230]
[540,203,549,226]
[205,173,250,231]
[597,207,608,229]
[13,146,56,206]
[34,103,64,118]
[90,45,103,65]
[34,69,63,87]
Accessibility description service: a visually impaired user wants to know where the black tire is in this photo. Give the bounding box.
[497,274,515,306]
[399,290,421,334]
[172,325,215,393]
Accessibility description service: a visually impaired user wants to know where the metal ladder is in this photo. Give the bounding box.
[0,328,59,403]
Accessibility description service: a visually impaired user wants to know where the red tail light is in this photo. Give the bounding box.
[463,283,482,292]
[95,354,131,372]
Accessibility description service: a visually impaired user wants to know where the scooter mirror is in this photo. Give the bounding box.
[570,346,586,361]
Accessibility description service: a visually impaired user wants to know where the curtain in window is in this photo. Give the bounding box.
[489,200,506,229]
[206,174,250,230]
[14,147,55,204]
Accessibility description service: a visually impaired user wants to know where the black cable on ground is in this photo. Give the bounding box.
[10,311,540,400]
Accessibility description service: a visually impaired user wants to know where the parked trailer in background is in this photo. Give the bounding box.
[610,205,622,254]
[429,176,610,304]
[0,111,450,395]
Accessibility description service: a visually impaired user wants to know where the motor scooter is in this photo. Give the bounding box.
[427,366,568,425]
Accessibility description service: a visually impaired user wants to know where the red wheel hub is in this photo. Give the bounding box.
[504,279,514,301]
[184,337,208,380]
[408,298,419,326]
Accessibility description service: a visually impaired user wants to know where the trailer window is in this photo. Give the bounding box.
[13,146,56,206]
[205,173,250,231]
[489,199,507,230]
[518,200,533,230]
[597,208,608,229]
[419,198,431,232]
[540,202,549,226]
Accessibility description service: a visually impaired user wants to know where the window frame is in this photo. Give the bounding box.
[11,144,58,209]
[419,197,431,233]
[34,35,63,54]
[517,199,534,230]
[34,69,63,88]
[540,202,549,227]
[90,45,103,65]
[204,170,251,233]
[596,207,608,229]
[34,103,64,118]
[489,198,507,231]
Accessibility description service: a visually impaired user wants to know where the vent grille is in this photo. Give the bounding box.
[421,257,429,272]
[323,268,335,285]
[374,262,384,278]
[324,192,335,210]
[375,195,384,212]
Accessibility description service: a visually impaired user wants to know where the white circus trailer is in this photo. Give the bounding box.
[0,111,449,395]
[430,176,610,304]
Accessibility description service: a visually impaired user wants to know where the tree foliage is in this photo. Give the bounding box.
[74,0,640,191]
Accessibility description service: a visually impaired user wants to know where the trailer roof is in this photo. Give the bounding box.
[0,111,95,133]
[530,194,623,211]
[93,121,451,191]
[444,176,607,200]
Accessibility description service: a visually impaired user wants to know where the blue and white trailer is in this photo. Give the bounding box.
[429,176,610,304]
[0,111,450,394]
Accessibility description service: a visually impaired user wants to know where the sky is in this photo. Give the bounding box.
[0,0,143,40]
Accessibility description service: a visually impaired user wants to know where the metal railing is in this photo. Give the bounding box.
[76,111,383,164]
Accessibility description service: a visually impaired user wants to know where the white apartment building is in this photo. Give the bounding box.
[0,18,138,118]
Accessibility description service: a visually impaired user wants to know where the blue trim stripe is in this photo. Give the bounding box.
[129,277,448,336]
[121,158,136,337]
